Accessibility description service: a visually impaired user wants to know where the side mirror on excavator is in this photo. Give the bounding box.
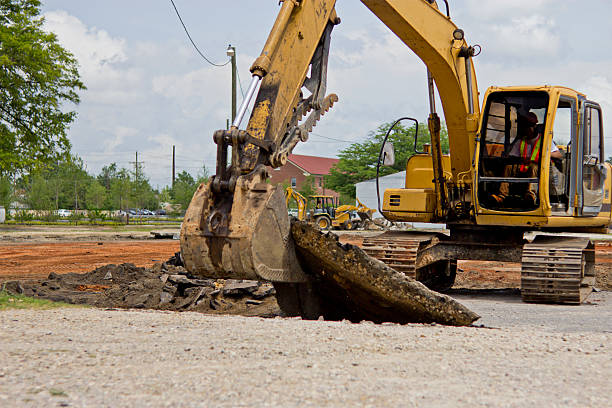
[382,142,395,166]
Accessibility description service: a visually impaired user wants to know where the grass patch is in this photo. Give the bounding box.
[49,388,68,397]
[0,290,82,310]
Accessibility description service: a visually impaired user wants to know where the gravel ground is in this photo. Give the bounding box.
[1,292,611,407]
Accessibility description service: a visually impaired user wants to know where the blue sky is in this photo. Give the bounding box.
[40,1,612,187]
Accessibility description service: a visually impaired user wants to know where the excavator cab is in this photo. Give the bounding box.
[475,86,608,219]
[477,90,550,211]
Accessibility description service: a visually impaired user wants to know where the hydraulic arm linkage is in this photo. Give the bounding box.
[181,0,340,283]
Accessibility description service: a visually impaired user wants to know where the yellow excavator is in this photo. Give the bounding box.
[181,0,609,307]
[285,187,375,230]
[309,195,375,230]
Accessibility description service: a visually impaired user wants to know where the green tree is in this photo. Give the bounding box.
[97,163,118,191]
[172,171,197,210]
[23,156,91,210]
[27,173,53,210]
[170,166,209,211]
[0,0,85,176]
[298,175,317,208]
[85,180,107,210]
[109,168,132,211]
[326,121,449,199]
[0,176,12,209]
[94,162,161,211]
[131,162,158,209]
[158,186,172,205]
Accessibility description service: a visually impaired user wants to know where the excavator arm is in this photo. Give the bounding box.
[181,0,480,283]
[285,187,308,221]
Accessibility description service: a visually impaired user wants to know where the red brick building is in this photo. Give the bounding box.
[268,154,340,198]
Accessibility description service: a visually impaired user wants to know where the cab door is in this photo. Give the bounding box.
[579,102,605,216]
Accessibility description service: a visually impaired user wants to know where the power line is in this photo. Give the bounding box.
[169,0,230,67]
[235,61,246,99]
[309,132,353,143]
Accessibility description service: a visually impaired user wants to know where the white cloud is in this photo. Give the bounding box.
[43,11,127,79]
[488,15,560,60]
[104,126,138,152]
[464,0,555,19]
[43,11,146,106]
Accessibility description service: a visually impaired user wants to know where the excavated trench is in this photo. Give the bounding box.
[4,262,280,317]
[3,221,483,326]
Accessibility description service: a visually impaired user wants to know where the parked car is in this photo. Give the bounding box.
[56,209,72,217]
[155,209,167,216]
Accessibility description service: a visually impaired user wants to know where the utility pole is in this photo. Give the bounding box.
[227,45,237,122]
[135,151,138,180]
[172,145,176,189]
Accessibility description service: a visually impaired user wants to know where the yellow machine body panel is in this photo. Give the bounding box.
[382,155,452,222]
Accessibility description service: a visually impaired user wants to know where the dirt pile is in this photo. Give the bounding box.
[3,262,280,317]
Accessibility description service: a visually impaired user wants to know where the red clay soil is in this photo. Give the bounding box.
[0,241,179,282]
[0,238,610,290]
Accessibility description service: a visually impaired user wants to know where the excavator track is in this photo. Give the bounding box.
[520,236,595,304]
[362,232,434,279]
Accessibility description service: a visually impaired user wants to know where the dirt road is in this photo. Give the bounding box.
[0,295,610,407]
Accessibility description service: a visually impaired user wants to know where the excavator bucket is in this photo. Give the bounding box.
[180,174,308,283]
[355,198,375,221]
[357,209,374,222]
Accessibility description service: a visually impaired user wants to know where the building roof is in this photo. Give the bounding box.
[288,154,339,175]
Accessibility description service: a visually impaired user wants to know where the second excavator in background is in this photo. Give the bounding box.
[285,187,375,230]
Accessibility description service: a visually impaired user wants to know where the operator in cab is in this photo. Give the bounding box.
[491,112,562,205]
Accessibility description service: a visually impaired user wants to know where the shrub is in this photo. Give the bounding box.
[14,210,34,222]
[87,209,108,224]
[41,211,59,222]
[68,211,85,225]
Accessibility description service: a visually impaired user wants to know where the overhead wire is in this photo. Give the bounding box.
[169,0,230,67]
[235,61,246,99]
[309,132,353,143]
